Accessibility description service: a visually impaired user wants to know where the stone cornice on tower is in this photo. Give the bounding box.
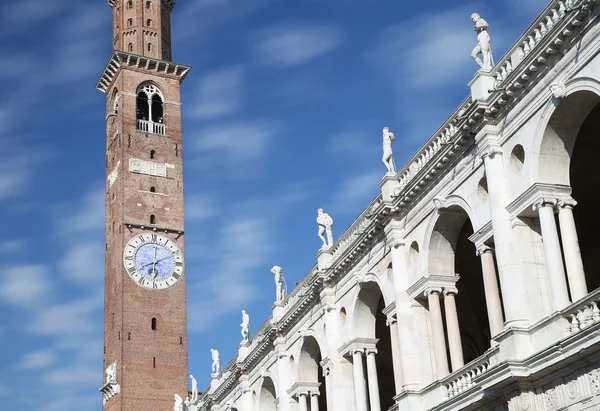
[96,51,191,94]
[107,0,176,11]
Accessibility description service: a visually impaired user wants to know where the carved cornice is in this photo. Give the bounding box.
[506,183,572,218]
[407,274,461,301]
[96,51,191,94]
[108,0,176,11]
[287,382,321,398]
[338,338,379,358]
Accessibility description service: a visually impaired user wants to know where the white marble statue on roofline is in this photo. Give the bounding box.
[241,310,250,342]
[210,349,221,375]
[471,13,494,70]
[382,127,396,174]
[174,394,184,411]
[105,362,117,384]
[190,374,198,402]
[271,266,286,303]
[317,208,334,249]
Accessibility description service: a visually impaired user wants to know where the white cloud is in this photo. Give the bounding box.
[59,241,104,283]
[331,171,382,215]
[185,194,218,222]
[58,187,104,235]
[188,217,271,331]
[327,129,379,161]
[252,23,343,66]
[43,365,98,386]
[0,265,51,308]
[19,350,56,371]
[190,67,244,119]
[0,240,25,255]
[29,296,101,337]
[191,121,277,168]
[0,144,53,202]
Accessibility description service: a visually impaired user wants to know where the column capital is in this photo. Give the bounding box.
[310,391,320,397]
[365,348,378,356]
[532,197,558,211]
[424,287,443,297]
[385,315,398,326]
[476,245,494,256]
[557,198,577,210]
[443,287,458,297]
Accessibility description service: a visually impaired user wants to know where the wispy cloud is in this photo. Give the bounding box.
[59,242,104,284]
[187,217,271,331]
[190,66,245,119]
[18,350,56,371]
[0,240,25,255]
[0,265,51,308]
[252,23,344,66]
[190,120,278,175]
[330,171,382,215]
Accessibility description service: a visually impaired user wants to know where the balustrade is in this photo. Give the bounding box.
[565,289,600,333]
[137,119,166,135]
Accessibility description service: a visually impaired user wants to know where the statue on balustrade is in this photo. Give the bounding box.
[382,127,396,174]
[317,208,334,249]
[210,349,221,375]
[271,265,286,303]
[105,362,117,384]
[241,310,250,342]
[471,13,494,70]
[190,374,198,402]
[174,394,184,411]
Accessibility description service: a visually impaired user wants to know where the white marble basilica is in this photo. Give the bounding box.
[189,1,600,410]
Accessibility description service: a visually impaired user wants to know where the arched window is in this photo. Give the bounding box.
[127,18,133,27]
[128,43,133,52]
[136,84,165,131]
[151,318,157,330]
[128,0,133,8]
[148,43,152,52]
[150,150,155,159]
[147,19,152,27]
[150,186,156,193]
[150,215,156,224]
[146,1,151,9]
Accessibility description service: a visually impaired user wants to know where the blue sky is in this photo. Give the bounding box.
[0,0,548,409]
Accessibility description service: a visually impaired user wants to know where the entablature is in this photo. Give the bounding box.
[96,51,191,94]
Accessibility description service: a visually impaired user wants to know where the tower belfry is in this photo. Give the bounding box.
[97,1,191,409]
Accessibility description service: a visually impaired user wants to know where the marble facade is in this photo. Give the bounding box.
[190,1,600,410]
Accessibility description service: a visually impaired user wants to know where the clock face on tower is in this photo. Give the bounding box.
[123,233,184,290]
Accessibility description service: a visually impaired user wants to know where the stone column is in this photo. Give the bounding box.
[388,230,421,389]
[443,290,464,372]
[426,288,449,378]
[478,129,529,327]
[534,199,570,311]
[298,393,309,411]
[351,350,369,411]
[274,337,290,411]
[321,365,333,411]
[386,316,404,394]
[365,349,381,411]
[310,393,320,411]
[240,377,253,411]
[557,200,588,301]
[477,246,505,338]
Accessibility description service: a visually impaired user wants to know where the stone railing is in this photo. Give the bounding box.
[564,288,600,334]
[491,0,585,88]
[280,265,317,313]
[329,197,382,261]
[246,316,273,355]
[442,347,499,399]
[136,119,166,135]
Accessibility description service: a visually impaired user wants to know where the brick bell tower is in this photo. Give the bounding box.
[96,0,191,409]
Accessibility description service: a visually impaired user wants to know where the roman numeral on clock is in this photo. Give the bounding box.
[128,267,137,275]
[175,262,183,267]
[152,234,157,242]
[172,273,180,280]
